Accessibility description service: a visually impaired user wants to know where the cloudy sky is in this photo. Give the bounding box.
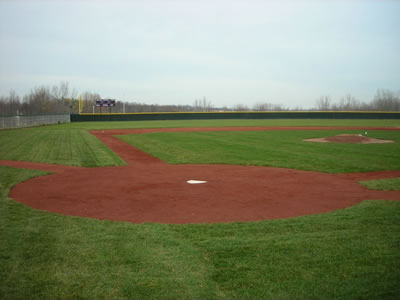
[0,0,399,108]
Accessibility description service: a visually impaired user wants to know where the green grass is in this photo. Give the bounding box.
[119,130,400,173]
[360,178,400,191]
[61,118,400,130]
[1,119,399,168]
[1,166,400,299]
[1,120,400,299]
[0,127,125,167]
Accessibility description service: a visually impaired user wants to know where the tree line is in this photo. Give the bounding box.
[1,82,399,116]
[0,82,79,116]
[314,90,400,111]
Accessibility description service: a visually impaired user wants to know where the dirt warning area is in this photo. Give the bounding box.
[1,126,400,224]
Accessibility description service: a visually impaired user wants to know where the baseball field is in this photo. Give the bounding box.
[1,119,400,299]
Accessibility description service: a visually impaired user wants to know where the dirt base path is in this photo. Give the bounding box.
[2,126,400,224]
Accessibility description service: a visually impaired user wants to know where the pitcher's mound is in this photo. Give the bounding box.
[304,134,394,144]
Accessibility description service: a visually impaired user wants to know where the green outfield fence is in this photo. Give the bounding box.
[71,111,400,122]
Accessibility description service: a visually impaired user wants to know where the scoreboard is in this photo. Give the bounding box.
[96,99,116,107]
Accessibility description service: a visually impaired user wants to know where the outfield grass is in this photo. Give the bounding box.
[360,178,400,191]
[1,120,400,299]
[119,130,400,173]
[61,118,400,130]
[1,119,399,168]
[1,166,399,299]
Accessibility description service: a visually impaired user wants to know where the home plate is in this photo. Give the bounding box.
[187,180,207,184]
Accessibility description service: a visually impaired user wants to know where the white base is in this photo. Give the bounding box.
[187,180,207,184]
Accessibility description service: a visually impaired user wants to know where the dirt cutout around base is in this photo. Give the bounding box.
[2,126,400,224]
[304,134,394,144]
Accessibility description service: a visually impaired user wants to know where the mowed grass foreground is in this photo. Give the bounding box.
[1,119,400,299]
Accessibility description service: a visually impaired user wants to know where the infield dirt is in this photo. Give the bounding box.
[1,126,400,224]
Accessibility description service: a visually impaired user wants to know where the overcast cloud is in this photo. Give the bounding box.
[0,0,399,108]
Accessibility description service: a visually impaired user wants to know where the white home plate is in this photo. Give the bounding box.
[187,180,207,184]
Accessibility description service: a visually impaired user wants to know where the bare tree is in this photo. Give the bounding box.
[233,104,250,111]
[193,97,213,112]
[70,88,77,100]
[67,87,78,113]
[253,102,271,111]
[80,91,101,113]
[51,85,60,100]
[49,81,72,113]
[0,90,21,115]
[371,89,400,111]
[339,94,361,111]
[253,102,285,111]
[8,90,21,115]
[25,86,54,114]
[315,96,331,111]
[59,81,69,99]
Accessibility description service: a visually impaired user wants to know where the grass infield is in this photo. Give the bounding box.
[360,178,400,191]
[119,130,400,173]
[1,119,400,299]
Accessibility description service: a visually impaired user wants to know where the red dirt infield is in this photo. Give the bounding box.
[1,126,400,224]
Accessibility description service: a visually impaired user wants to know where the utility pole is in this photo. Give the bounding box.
[123,94,126,114]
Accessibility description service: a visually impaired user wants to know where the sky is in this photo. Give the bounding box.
[0,0,399,109]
